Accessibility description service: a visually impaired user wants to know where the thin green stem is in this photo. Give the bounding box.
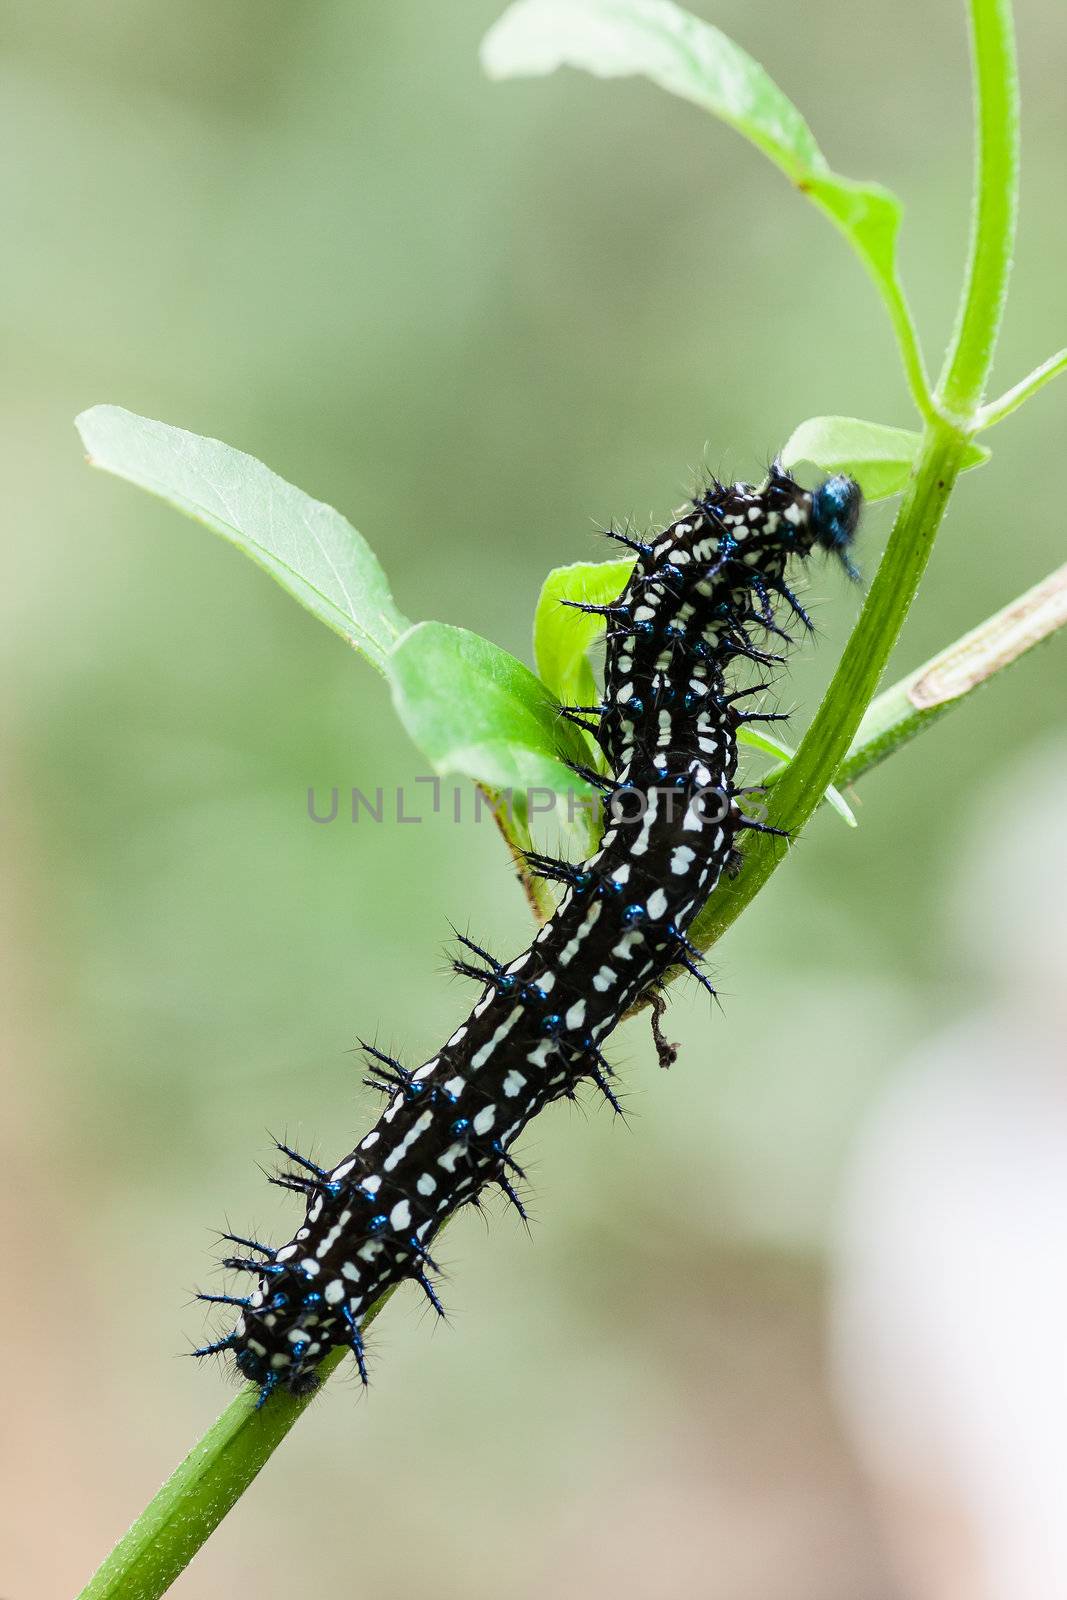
[76,1290,393,1600]
[938,0,1019,418]
[976,346,1067,429]
[877,265,938,426]
[686,0,1021,959]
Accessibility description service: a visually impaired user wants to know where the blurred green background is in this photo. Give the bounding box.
[3,2,1064,1596]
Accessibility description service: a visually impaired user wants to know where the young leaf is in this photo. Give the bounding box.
[781,415,990,500]
[482,0,931,418]
[75,405,409,673]
[534,557,634,710]
[389,622,593,798]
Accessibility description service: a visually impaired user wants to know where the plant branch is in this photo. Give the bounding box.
[74,3,1028,1594]
[686,0,1021,961]
[76,1294,391,1600]
[975,346,1067,429]
[938,0,1019,418]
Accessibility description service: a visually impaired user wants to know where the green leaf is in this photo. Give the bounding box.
[801,176,905,325]
[781,415,990,500]
[484,0,823,173]
[482,0,933,419]
[389,622,593,797]
[737,727,857,827]
[75,405,409,673]
[534,556,634,710]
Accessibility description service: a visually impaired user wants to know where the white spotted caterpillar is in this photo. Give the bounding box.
[195,461,862,1404]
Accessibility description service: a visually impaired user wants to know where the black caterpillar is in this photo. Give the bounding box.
[195,461,862,1404]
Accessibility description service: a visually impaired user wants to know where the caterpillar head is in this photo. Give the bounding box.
[692,463,862,585]
[809,473,863,581]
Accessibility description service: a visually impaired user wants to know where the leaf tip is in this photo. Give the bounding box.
[74,402,120,457]
[479,4,532,81]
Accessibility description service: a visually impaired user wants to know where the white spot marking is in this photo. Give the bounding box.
[471,1006,522,1070]
[438,1142,465,1173]
[612,930,644,962]
[557,899,602,965]
[316,1223,343,1259]
[384,1110,434,1172]
[631,789,659,857]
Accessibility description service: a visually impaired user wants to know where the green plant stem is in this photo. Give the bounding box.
[868,257,937,426]
[76,1293,392,1600]
[938,0,1019,416]
[75,3,1025,1594]
[976,346,1067,428]
[689,0,1020,959]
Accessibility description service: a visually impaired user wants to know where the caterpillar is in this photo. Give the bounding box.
[194,460,862,1405]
